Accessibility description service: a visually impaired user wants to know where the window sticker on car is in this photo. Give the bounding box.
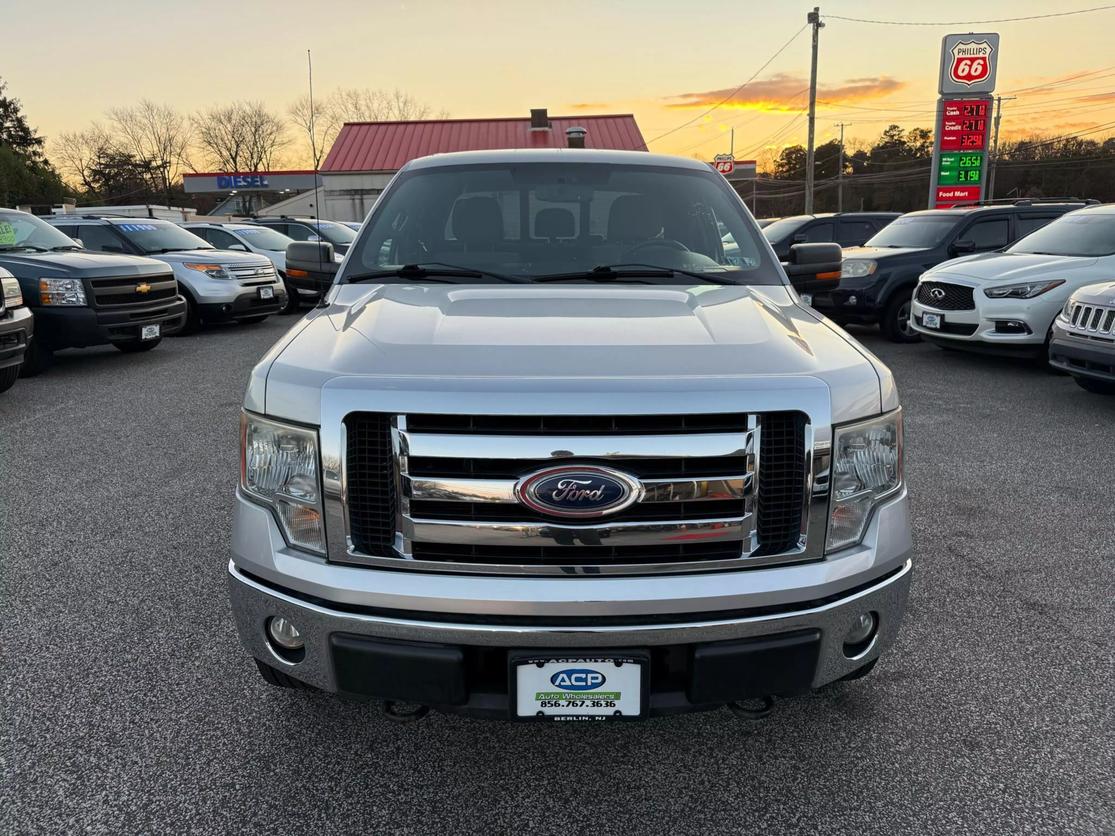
[0,222,16,245]
[118,223,159,232]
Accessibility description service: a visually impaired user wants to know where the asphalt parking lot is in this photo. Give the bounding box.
[2,316,1112,835]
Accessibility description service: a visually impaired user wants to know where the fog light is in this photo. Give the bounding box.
[843,612,878,657]
[267,616,304,650]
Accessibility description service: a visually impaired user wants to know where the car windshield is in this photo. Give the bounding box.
[230,226,293,251]
[761,216,811,243]
[344,161,780,284]
[305,221,356,246]
[113,221,213,253]
[1007,212,1115,257]
[0,210,81,251]
[864,215,959,249]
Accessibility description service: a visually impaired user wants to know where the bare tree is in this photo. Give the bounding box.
[108,99,193,185]
[194,101,289,172]
[52,125,113,192]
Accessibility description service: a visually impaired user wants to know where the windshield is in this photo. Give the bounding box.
[113,221,212,253]
[761,216,811,243]
[343,162,780,284]
[1007,212,1115,257]
[864,215,958,249]
[0,211,81,251]
[230,226,293,251]
[309,221,357,246]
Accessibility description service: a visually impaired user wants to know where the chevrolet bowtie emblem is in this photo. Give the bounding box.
[136,282,151,294]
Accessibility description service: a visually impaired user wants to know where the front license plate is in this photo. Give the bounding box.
[259,286,274,299]
[140,324,160,340]
[922,313,942,330]
[800,293,813,306]
[514,656,644,720]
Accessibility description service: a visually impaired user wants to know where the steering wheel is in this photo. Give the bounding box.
[623,238,691,256]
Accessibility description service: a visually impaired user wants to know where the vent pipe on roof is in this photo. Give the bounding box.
[530,108,551,130]
[566,127,587,149]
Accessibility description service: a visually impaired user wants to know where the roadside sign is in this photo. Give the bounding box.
[939,33,999,95]
[934,185,981,208]
[713,153,735,175]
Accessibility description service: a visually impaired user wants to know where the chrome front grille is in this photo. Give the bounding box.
[340,411,813,575]
[89,275,178,308]
[228,262,276,283]
[1068,302,1115,338]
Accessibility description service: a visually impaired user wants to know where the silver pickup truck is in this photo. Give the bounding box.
[229,149,912,722]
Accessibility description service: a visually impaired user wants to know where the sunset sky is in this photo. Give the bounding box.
[7,0,1115,168]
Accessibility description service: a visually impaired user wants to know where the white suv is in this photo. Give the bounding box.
[910,204,1115,356]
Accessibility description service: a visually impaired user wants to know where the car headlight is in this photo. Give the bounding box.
[826,409,903,553]
[184,263,232,280]
[840,260,876,278]
[1,276,22,307]
[1058,298,1074,320]
[983,280,1065,299]
[39,277,87,306]
[240,412,326,554]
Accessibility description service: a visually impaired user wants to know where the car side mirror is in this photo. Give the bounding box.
[72,238,84,248]
[228,243,247,252]
[783,242,843,279]
[951,239,976,254]
[286,240,337,271]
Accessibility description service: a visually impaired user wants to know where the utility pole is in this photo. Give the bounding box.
[987,95,1015,201]
[834,122,849,213]
[804,6,823,214]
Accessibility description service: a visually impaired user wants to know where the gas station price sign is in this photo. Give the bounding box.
[938,152,984,185]
[933,95,993,207]
[939,99,990,151]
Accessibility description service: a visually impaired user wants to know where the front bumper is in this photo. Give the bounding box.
[228,488,913,718]
[910,288,1059,355]
[1049,320,1115,382]
[33,296,187,349]
[199,285,285,322]
[0,306,33,370]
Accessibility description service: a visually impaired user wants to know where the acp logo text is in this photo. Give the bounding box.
[550,669,606,690]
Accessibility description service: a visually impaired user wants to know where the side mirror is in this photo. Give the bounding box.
[286,240,337,273]
[951,239,976,254]
[228,243,247,252]
[72,238,84,248]
[783,242,843,279]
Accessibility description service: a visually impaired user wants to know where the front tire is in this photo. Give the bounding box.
[0,364,19,393]
[115,338,162,353]
[278,276,299,315]
[880,290,920,343]
[176,293,200,335]
[19,337,52,377]
[1074,376,1115,395]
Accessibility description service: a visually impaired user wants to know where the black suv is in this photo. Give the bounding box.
[763,212,900,261]
[813,200,1090,341]
[0,208,185,373]
[250,217,356,254]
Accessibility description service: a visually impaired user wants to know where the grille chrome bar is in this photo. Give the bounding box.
[402,431,750,462]
[1067,303,1115,337]
[404,516,749,548]
[407,475,750,504]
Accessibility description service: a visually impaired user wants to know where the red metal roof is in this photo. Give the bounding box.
[321,114,646,173]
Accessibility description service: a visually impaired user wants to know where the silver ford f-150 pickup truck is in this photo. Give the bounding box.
[229,149,912,721]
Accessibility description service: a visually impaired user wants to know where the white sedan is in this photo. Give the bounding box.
[910,204,1115,357]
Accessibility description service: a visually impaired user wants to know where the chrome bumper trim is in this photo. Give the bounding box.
[402,430,751,461]
[408,474,749,504]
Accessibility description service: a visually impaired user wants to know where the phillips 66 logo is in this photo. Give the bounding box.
[949,40,994,86]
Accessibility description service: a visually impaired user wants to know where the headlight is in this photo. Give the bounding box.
[184,263,232,280]
[1,276,22,307]
[39,277,87,306]
[840,260,876,278]
[826,409,903,553]
[240,412,326,554]
[1058,298,1074,320]
[983,280,1065,299]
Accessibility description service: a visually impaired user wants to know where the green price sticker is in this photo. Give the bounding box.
[0,222,16,246]
[939,152,983,185]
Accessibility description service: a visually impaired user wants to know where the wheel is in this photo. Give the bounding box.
[239,315,268,325]
[1074,376,1115,395]
[838,658,878,682]
[0,364,19,393]
[880,290,920,343]
[115,337,161,353]
[254,659,315,690]
[176,293,200,335]
[19,337,52,377]
[278,276,299,315]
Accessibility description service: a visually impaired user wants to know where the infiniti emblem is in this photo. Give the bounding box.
[929,287,947,300]
[514,465,643,519]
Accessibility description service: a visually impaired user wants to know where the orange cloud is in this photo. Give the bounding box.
[1071,92,1115,104]
[665,73,906,111]
[566,101,611,111]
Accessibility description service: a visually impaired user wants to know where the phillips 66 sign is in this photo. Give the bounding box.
[939,33,999,94]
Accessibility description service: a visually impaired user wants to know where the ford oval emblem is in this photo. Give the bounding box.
[514,465,642,518]
[550,668,606,690]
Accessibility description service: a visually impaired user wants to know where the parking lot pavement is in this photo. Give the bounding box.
[2,318,1112,836]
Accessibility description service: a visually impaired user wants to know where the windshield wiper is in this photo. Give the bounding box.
[346,262,528,284]
[533,263,738,285]
[0,244,49,252]
[50,244,82,251]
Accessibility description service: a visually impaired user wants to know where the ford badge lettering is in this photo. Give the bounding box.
[514,465,642,518]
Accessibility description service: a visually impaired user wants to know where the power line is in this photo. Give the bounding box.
[645,23,808,146]
[823,5,1115,26]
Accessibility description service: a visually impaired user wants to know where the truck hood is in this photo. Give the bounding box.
[0,250,171,279]
[258,284,890,426]
[149,249,272,269]
[1069,279,1115,305]
[842,246,930,261]
[925,251,1099,284]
